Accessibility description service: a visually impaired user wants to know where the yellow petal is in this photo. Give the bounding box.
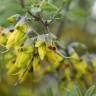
[7,14,20,23]
[6,30,17,48]
[15,17,28,33]
[32,56,40,73]
[35,40,45,47]
[38,45,46,60]
[46,49,63,68]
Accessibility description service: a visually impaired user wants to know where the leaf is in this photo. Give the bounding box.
[65,83,82,96]
[31,6,41,15]
[42,2,58,12]
[47,87,54,96]
[85,85,96,96]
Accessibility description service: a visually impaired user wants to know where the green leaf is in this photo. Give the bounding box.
[40,0,58,12]
[31,6,41,15]
[42,3,58,12]
[47,87,54,96]
[85,85,96,96]
[65,83,82,96]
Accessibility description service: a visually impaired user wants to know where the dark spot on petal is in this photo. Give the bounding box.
[20,48,24,51]
[1,33,5,36]
[48,45,53,50]
[9,29,14,33]
[12,60,16,64]
[52,46,56,51]
[64,64,70,69]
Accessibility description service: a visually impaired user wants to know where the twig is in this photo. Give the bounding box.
[20,0,25,8]
[27,10,50,34]
[20,0,49,33]
[39,15,50,33]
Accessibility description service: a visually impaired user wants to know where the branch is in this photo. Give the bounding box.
[27,10,50,33]
[20,0,25,8]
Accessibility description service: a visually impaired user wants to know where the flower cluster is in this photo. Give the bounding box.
[0,15,64,84]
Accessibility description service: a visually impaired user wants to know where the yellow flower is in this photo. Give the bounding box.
[69,49,87,74]
[7,44,33,74]
[7,14,21,23]
[6,17,29,49]
[0,30,8,45]
[35,40,46,60]
[15,17,28,33]
[6,29,17,48]
[32,55,41,73]
[46,45,63,69]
